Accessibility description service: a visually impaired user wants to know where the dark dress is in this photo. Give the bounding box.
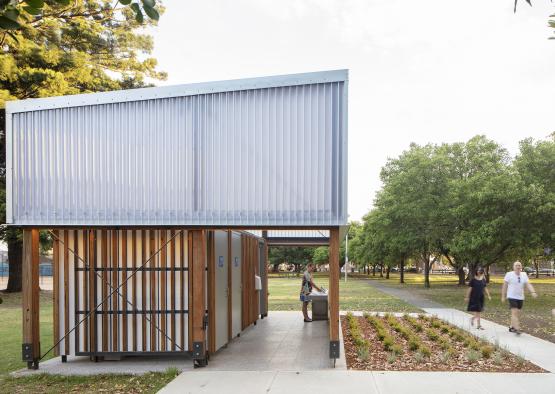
[467,278,487,312]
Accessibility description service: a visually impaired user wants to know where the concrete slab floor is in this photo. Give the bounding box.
[12,355,194,377]
[206,311,346,371]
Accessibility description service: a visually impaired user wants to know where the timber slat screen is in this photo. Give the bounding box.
[241,235,260,330]
[52,229,190,355]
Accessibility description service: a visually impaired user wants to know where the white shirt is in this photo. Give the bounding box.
[504,271,529,300]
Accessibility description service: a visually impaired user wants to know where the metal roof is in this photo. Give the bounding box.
[6,70,348,113]
[6,70,348,227]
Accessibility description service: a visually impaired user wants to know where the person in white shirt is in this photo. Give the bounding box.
[501,261,537,335]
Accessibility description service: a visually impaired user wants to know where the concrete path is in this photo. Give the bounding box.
[364,279,443,308]
[160,370,555,394]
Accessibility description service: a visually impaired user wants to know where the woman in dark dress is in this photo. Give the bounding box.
[465,267,491,329]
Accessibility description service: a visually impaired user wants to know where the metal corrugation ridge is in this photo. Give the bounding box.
[5,70,348,113]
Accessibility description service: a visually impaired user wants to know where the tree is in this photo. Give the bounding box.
[513,0,555,39]
[514,135,555,266]
[311,246,327,264]
[0,0,165,292]
[441,136,538,281]
[377,143,450,287]
[268,246,315,273]
[0,0,160,32]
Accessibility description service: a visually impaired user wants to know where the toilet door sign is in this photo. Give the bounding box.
[218,256,224,268]
[234,257,239,267]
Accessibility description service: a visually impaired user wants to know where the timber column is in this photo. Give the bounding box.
[190,230,208,367]
[328,227,340,361]
[22,229,40,369]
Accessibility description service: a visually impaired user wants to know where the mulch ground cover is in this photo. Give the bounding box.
[341,313,545,372]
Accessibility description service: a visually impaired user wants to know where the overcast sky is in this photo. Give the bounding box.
[148,0,555,222]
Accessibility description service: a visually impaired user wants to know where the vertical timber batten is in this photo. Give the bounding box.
[191,230,207,366]
[329,227,340,360]
[22,229,40,369]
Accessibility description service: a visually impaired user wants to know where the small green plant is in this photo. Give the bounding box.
[387,352,397,364]
[481,345,493,359]
[440,325,450,334]
[419,345,431,358]
[469,339,481,351]
[408,338,420,351]
[493,351,503,365]
[426,329,439,342]
[391,344,403,355]
[383,336,394,351]
[430,319,441,329]
[440,351,451,363]
[516,354,526,367]
[414,351,425,363]
[438,338,451,351]
[165,367,180,378]
[466,349,481,363]
[357,345,369,361]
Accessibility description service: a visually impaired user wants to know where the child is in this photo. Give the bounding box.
[465,267,491,329]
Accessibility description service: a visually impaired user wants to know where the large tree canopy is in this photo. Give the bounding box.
[0,0,160,32]
[0,0,166,106]
[353,135,553,287]
[0,0,165,292]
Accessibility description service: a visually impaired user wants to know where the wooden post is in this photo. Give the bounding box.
[328,227,340,361]
[191,230,207,367]
[22,229,40,369]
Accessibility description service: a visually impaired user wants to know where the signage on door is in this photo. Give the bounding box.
[234,257,239,267]
[218,256,224,268]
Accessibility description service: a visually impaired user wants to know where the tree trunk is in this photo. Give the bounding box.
[379,264,384,278]
[534,258,539,279]
[424,258,430,288]
[485,266,490,284]
[6,237,23,293]
[468,264,477,282]
[457,266,465,285]
[372,264,376,276]
[386,266,390,279]
[400,258,405,284]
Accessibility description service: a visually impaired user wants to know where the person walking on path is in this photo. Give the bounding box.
[300,263,322,323]
[501,261,538,335]
[465,267,491,329]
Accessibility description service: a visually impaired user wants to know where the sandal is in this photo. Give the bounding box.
[477,325,484,330]
[304,319,312,323]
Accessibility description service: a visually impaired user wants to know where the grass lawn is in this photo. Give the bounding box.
[0,370,179,394]
[0,291,54,375]
[367,273,555,343]
[268,274,421,313]
[0,291,176,393]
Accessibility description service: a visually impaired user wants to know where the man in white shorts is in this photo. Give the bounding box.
[501,261,537,335]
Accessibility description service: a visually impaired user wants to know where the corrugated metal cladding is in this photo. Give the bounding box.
[7,70,348,226]
[248,230,329,238]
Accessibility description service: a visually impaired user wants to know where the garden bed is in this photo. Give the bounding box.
[341,313,545,372]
